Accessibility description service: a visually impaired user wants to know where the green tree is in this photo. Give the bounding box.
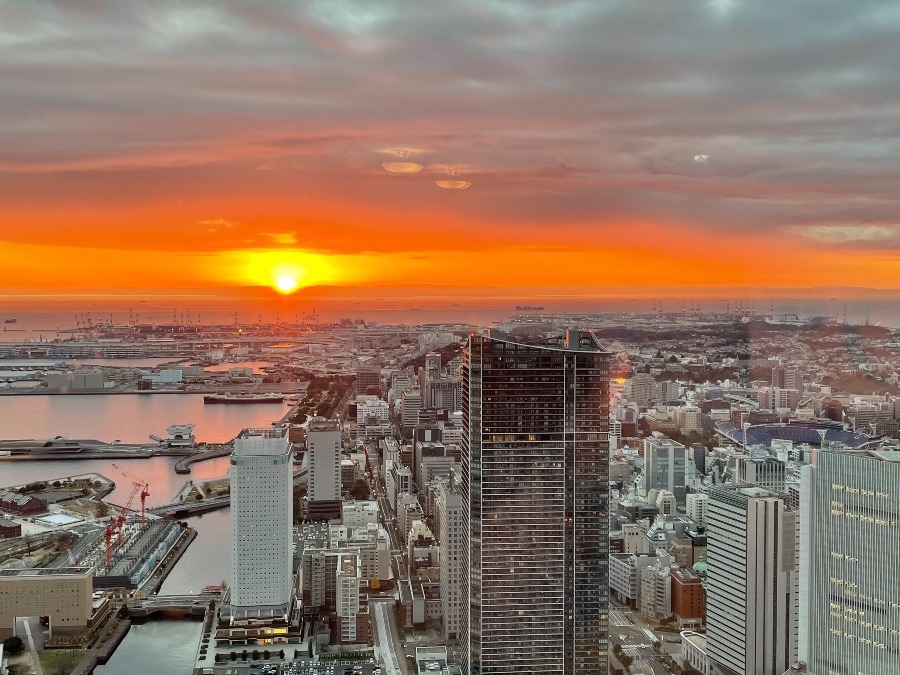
[349,479,370,500]
[3,635,25,656]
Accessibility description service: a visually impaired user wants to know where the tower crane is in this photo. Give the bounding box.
[104,478,150,569]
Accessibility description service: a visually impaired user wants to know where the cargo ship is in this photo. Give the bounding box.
[4,318,16,324]
[203,392,285,404]
[514,305,545,311]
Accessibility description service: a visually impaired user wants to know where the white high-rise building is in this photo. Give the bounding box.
[307,417,342,520]
[336,552,361,643]
[401,388,422,430]
[706,485,798,675]
[230,427,293,624]
[686,493,708,525]
[800,449,900,675]
[436,478,463,641]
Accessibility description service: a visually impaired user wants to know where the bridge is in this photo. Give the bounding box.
[149,494,231,518]
[128,591,222,618]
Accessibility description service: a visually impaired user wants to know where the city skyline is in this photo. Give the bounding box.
[2,2,900,297]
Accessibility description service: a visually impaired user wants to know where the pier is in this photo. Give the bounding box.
[174,443,233,474]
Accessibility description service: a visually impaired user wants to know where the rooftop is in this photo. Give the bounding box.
[0,566,92,578]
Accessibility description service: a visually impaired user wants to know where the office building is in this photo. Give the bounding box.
[686,493,708,525]
[229,427,293,624]
[706,485,798,675]
[436,479,463,641]
[735,455,786,493]
[674,406,703,433]
[0,567,94,639]
[628,372,655,406]
[461,330,611,674]
[356,361,382,394]
[401,388,423,431]
[644,435,689,504]
[670,566,705,628]
[426,378,462,412]
[800,450,900,675]
[308,417,342,521]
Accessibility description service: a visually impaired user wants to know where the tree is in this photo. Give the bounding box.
[349,479,370,500]
[50,651,79,675]
[3,635,25,656]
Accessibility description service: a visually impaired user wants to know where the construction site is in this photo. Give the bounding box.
[0,473,195,593]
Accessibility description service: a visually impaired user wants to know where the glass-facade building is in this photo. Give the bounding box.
[801,450,900,674]
[460,330,610,674]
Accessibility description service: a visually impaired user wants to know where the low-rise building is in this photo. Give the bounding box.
[0,488,47,516]
[671,566,705,628]
[0,567,94,639]
[0,517,21,539]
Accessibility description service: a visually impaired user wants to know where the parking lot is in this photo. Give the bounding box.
[251,661,381,675]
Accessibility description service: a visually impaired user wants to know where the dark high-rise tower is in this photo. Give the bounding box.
[460,330,611,674]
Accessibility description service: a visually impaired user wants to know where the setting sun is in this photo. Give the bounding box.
[274,274,300,294]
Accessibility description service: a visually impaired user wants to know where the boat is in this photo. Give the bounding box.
[203,392,285,404]
[4,318,16,324]
[515,305,545,311]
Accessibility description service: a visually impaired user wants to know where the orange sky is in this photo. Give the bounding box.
[1,3,898,299]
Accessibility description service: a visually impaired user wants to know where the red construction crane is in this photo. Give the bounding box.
[104,479,150,569]
[137,481,150,528]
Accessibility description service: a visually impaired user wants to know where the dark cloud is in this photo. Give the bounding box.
[0,0,899,253]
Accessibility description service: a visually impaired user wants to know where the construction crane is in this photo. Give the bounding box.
[110,465,150,527]
[104,479,150,570]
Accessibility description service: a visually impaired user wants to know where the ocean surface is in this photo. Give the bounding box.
[2,296,899,343]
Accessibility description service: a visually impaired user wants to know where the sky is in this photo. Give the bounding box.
[2,0,900,300]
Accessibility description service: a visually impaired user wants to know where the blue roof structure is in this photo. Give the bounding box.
[715,420,876,449]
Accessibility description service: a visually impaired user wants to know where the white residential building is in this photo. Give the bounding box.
[336,553,361,643]
[230,427,293,623]
[639,562,672,621]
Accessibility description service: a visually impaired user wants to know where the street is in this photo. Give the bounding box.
[371,600,405,675]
